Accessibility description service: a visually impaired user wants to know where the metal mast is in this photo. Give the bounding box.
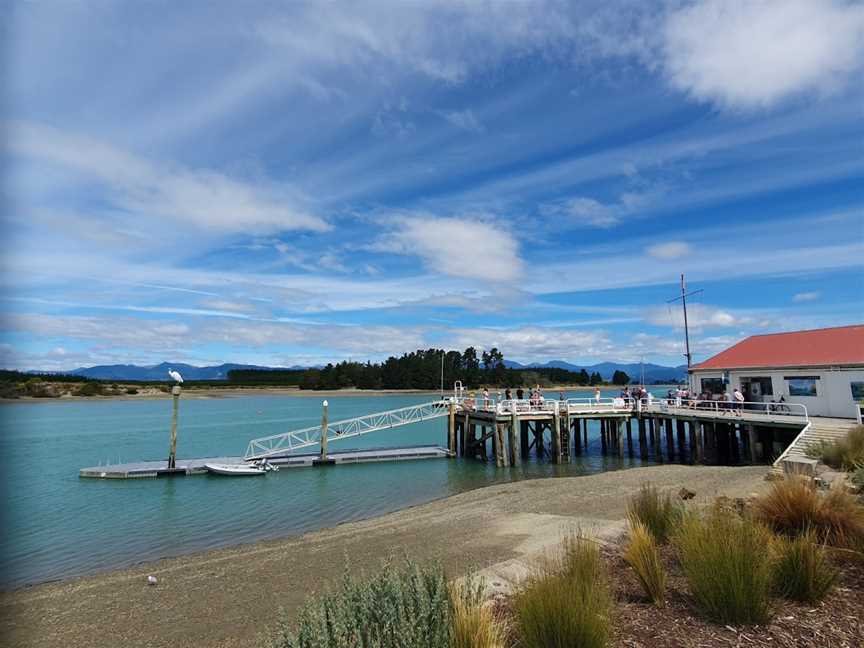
[667,273,703,368]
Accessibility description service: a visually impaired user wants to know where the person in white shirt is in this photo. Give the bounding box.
[733,388,745,416]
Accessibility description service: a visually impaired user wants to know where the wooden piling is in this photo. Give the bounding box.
[319,399,329,461]
[509,411,520,465]
[665,418,674,458]
[573,418,582,454]
[520,420,530,459]
[551,413,561,463]
[638,417,647,459]
[626,418,633,456]
[676,419,686,460]
[583,418,588,447]
[748,425,758,464]
[688,420,697,463]
[448,401,456,455]
[168,385,181,469]
[695,423,704,463]
[600,419,607,453]
[461,413,469,457]
[616,419,624,457]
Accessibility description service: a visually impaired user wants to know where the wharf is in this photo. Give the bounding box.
[79,445,451,479]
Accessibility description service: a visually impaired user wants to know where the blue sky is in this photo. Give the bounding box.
[2,0,863,371]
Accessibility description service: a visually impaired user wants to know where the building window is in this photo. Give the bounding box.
[700,378,725,395]
[851,382,864,400]
[785,376,819,397]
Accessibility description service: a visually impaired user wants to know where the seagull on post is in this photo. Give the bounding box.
[168,369,184,384]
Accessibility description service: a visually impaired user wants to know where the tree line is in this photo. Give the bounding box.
[227,348,631,390]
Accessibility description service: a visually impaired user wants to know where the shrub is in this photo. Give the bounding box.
[626,484,683,544]
[125,387,139,395]
[76,382,103,397]
[773,531,837,603]
[623,521,666,606]
[450,581,507,648]
[754,478,864,550]
[268,559,451,648]
[514,534,612,648]
[806,426,864,470]
[674,510,774,625]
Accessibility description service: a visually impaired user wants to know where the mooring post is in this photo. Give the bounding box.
[168,384,181,469]
[319,399,329,460]
[509,411,520,465]
[448,400,456,455]
[551,412,561,463]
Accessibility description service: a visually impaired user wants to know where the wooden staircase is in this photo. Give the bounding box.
[771,417,858,475]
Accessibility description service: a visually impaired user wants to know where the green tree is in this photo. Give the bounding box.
[612,370,630,385]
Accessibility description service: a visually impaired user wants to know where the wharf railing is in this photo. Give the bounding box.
[244,399,452,460]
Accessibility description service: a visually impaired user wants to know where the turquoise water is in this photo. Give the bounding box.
[0,389,665,590]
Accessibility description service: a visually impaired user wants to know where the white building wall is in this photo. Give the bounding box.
[689,367,864,419]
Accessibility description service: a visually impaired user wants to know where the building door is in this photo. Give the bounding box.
[741,377,772,402]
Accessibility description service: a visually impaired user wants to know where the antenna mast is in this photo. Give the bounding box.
[667,273,703,368]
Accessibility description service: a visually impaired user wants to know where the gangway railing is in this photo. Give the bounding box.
[245,399,453,460]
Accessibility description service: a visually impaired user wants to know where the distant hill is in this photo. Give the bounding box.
[504,360,687,383]
[69,362,304,381]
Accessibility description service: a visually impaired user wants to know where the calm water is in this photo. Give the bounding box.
[0,388,666,589]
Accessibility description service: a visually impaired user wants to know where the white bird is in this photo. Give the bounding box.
[168,370,184,383]
[147,575,158,586]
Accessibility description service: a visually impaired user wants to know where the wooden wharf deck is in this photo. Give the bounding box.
[450,398,814,468]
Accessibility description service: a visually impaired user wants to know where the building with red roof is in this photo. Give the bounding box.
[689,325,864,418]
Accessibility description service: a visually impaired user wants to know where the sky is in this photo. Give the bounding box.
[2,0,863,371]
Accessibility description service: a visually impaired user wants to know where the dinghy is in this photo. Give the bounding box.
[205,462,266,476]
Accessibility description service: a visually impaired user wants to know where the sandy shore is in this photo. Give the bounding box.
[1,464,768,648]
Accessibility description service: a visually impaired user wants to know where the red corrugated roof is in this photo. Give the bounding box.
[691,325,864,371]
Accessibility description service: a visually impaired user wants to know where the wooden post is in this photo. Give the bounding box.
[626,417,633,456]
[448,401,456,455]
[638,416,647,459]
[617,419,624,457]
[573,418,582,454]
[748,425,758,464]
[695,423,704,463]
[688,420,697,463]
[520,420,530,458]
[551,412,561,463]
[509,411,520,465]
[676,419,686,460]
[462,413,470,458]
[168,385,181,469]
[319,399,329,460]
[583,418,588,447]
[600,419,607,454]
[665,418,674,458]
[535,422,545,458]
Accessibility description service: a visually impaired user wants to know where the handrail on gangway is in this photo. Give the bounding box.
[244,399,453,460]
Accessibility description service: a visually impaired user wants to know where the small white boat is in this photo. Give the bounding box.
[205,462,266,476]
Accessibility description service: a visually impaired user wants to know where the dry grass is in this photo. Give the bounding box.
[626,483,683,544]
[773,531,837,603]
[514,534,612,648]
[449,582,507,648]
[674,510,775,625]
[622,521,666,606]
[806,425,864,470]
[754,477,864,551]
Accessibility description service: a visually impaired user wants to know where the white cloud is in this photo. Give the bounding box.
[662,0,864,109]
[439,109,484,133]
[542,189,660,228]
[792,291,821,303]
[451,327,614,362]
[5,120,329,234]
[646,241,691,259]
[644,304,757,331]
[378,215,524,281]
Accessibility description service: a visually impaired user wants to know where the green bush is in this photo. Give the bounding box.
[806,426,864,470]
[623,521,666,606]
[268,559,451,648]
[626,484,683,544]
[674,510,774,625]
[773,532,837,603]
[125,387,139,395]
[76,382,103,397]
[514,534,612,648]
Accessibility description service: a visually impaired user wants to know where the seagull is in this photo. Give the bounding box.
[147,575,158,586]
[168,369,184,383]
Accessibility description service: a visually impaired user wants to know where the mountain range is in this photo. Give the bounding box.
[66,360,687,382]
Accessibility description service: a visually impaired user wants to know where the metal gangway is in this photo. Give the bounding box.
[244,399,453,460]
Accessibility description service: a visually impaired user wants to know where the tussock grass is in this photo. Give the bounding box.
[773,531,837,603]
[450,582,507,648]
[623,521,666,606]
[514,534,612,648]
[674,510,774,625]
[626,484,683,544]
[754,478,864,550]
[269,559,451,648]
[806,425,864,470]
